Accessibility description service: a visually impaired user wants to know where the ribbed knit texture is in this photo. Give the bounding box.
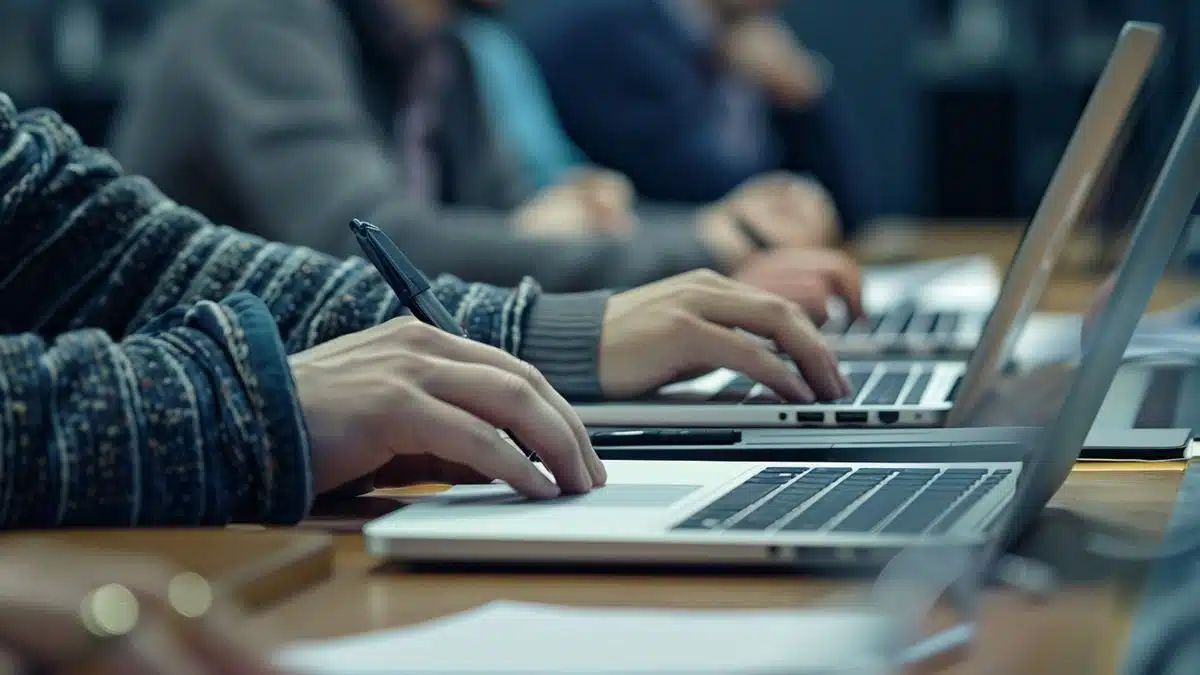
[0,92,608,528]
[519,291,611,400]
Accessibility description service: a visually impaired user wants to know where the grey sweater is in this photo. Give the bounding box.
[109,0,718,292]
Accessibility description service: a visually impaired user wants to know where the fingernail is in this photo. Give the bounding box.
[529,469,562,500]
[531,483,561,500]
[593,460,609,486]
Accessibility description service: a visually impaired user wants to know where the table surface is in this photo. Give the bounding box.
[225,225,1200,672]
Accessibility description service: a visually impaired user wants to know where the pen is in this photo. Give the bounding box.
[349,219,541,462]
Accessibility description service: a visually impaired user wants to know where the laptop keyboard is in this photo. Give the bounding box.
[716,363,934,405]
[675,466,1011,535]
[824,307,964,340]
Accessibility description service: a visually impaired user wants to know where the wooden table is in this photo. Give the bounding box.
[250,224,1194,672]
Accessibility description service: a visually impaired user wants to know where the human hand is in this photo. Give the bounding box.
[289,317,604,499]
[0,540,282,675]
[599,269,852,401]
[732,247,864,323]
[698,173,840,269]
[513,168,635,238]
[721,16,826,107]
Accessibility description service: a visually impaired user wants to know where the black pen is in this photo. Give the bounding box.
[349,219,541,461]
[734,215,772,251]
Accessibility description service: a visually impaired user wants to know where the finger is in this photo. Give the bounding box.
[683,287,845,401]
[423,359,592,494]
[680,319,815,402]
[412,397,560,499]
[760,277,833,323]
[412,335,606,487]
[808,251,865,317]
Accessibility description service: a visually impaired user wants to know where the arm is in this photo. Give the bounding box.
[533,17,771,203]
[186,0,715,292]
[1,94,606,400]
[0,297,311,528]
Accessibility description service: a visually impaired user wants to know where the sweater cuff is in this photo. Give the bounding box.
[217,292,314,524]
[518,290,611,400]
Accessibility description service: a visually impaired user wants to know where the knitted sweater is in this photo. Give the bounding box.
[0,93,609,528]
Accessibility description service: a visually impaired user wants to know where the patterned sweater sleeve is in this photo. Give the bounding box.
[0,93,607,527]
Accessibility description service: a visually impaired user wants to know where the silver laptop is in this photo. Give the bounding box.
[575,22,1161,429]
[365,72,1200,568]
[823,19,1156,362]
[822,255,1001,360]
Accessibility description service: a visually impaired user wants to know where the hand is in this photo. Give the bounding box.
[514,168,636,238]
[289,317,604,499]
[698,173,840,269]
[0,540,282,675]
[732,247,864,323]
[721,16,826,107]
[599,269,852,401]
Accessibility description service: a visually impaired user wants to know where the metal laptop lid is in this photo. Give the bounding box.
[951,75,1200,586]
[867,78,1200,667]
[946,22,1162,425]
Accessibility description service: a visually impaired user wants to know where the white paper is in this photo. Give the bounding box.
[274,601,894,675]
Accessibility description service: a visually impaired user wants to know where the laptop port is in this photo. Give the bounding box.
[795,411,824,424]
[878,411,900,425]
[835,412,869,424]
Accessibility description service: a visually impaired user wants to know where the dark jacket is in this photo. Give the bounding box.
[0,92,608,529]
[108,0,718,293]
[523,0,879,233]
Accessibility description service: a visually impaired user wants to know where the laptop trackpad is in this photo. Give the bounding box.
[417,484,701,510]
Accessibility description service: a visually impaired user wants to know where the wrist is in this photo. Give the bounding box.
[518,291,611,400]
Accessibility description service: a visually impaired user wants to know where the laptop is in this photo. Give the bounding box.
[363,74,1200,568]
[822,254,1001,360]
[574,22,1161,429]
[823,21,1158,362]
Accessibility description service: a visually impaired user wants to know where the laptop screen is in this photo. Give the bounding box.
[955,79,1200,548]
[946,22,1162,425]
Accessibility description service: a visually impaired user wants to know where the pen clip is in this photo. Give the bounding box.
[349,220,417,305]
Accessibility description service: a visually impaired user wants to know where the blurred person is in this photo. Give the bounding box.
[0,541,285,674]
[0,93,853,528]
[522,0,880,235]
[452,0,837,250]
[109,0,849,304]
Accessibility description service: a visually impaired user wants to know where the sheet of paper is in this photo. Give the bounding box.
[274,601,894,675]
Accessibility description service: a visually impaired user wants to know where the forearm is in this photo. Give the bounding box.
[0,294,311,528]
[0,94,548,358]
